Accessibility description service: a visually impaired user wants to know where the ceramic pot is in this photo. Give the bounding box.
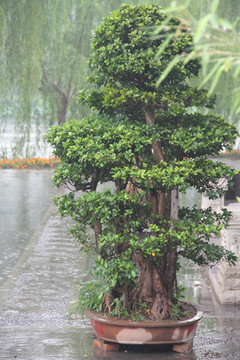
[87,302,202,351]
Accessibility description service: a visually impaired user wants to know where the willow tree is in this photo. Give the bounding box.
[0,0,101,123]
[47,4,238,321]
[0,0,126,156]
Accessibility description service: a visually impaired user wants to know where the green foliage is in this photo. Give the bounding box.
[108,296,130,318]
[177,206,237,266]
[154,0,240,121]
[73,281,105,317]
[0,0,137,156]
[168,301,186,320]
[89,4,200,88]
[47,4,238,319]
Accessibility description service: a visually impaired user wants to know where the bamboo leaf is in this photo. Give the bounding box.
[233,62,240,77]
[201,46,211,75]
[218,18,234,30]
[161,0,191,14]
[182,51,195,64]
[209,14,220,28]
[232,91,240,113]
[153,16,172,36]
[194,14,211,44]
[156,33,174,57]
[156,56,181,86]
[208,64,225,94]
[199,60,223,88]
[211,0,220,13]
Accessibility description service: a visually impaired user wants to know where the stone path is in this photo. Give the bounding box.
[0,204,92,359]
[0,203,240,359]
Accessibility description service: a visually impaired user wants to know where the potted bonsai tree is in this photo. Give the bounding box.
[46,4,238,352]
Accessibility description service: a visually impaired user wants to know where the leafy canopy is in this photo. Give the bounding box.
[46,4,238,318]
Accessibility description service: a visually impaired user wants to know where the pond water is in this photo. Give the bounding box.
[0,119,52,158]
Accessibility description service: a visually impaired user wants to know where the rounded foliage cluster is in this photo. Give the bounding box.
[89,4,200,89]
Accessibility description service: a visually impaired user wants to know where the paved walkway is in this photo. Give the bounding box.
[0,204,92,359]
[0,204,240,359]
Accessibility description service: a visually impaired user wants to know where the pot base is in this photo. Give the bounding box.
[93,336,194,354]
[93,337,120,351]
[87,302,202,354]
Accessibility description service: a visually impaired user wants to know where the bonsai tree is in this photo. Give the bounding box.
[46,4,238,321]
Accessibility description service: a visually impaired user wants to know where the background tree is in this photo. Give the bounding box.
[0,0,127,156]
[1,0,238,157]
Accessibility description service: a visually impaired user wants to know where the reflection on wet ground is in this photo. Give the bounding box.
[0,170,240,360]
[0,170,56,284]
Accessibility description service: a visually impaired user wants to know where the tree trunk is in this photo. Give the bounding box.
[94,219,102,247]
[144,108,165,218]
[144,108,165,163]
[150,266,169,320]
[171,189,178,220]
[39,63,71,125]
[142,108,178,320]
[164,246,178,298]
[133,252,153,300]
[57,94,68,124]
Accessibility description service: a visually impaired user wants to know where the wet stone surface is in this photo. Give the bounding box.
[0,204,93,360]
[0,211,88,327]
[0,170,57,284]
[0,170,240,359]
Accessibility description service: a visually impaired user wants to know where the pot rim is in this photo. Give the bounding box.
[86,301,203,328]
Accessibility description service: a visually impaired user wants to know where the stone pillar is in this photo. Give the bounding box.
[202,180,240,304]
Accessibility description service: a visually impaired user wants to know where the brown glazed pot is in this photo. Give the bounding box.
[87,303,202,348]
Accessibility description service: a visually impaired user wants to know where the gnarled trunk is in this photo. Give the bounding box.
[151,266,169,320]
[141,108,178,320]
[132,253,177,320]
[57,94,68,124]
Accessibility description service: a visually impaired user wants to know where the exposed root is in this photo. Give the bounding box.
[150,294,168,321]
[103,293,114,313]
[150,267,168,321]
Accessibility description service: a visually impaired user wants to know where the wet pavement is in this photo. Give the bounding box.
[0,170,240,359]
[0,170,57,284]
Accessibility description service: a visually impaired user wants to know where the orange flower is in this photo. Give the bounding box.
[0,157,59,169]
